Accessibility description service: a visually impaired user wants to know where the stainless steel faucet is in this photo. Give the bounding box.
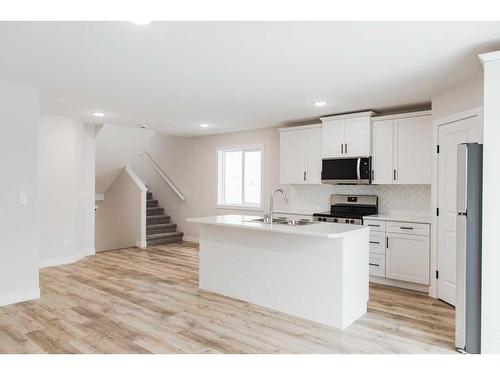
[268,188,289,223]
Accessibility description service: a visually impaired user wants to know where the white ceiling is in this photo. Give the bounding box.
[0,21,499,136]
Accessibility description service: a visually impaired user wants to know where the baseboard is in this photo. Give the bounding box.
[0,288,40,307]
[370,276,430,294]
[40,250,93,269]
[136,240,147,248]
[182,236,199,244]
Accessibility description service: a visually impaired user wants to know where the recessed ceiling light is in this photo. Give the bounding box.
[314,101,327,107]
[93,112,105,117]
[130,19,151,25]
[200,123,210,128]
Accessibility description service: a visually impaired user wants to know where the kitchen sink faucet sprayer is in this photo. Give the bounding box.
[268,188,289,223]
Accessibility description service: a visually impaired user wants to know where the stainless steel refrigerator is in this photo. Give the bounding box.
[455,143,482,354]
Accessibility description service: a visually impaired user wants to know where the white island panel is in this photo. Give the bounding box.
[190,215,369,329]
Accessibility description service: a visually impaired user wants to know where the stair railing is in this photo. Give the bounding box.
[139,151,186,201]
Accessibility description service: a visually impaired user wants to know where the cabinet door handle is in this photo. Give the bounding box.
[386,237,389,248]
[341,143,344,154]
[367,224,380,227]
[369,263,380,267]
[303,171,307,181]
[393,169,397,181]
[345,143,348,154]
[400,226,414,230]
[369,241,380,244]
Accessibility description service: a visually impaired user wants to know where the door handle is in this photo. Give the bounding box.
[386,237,389,248]
[393,169,397,181]
[367,224,380,227]
[341,143,344,154]
[345,143,348,154]
[400,226,414,230]
[369,263,380,267]
[369,241,380,244]
[303,171,306,181]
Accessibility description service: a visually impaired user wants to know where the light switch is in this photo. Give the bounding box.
[19,192,28,204]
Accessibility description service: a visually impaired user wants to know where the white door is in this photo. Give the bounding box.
[321,119,344,158]
[394,115,432,184]
[372,120,394,184]
[344,117,371,157]
[306,128,322,183]
[386,233,430,284]
[279,130,307,184]
[437,116,482,305]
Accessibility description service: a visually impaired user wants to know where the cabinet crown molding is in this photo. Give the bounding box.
[372,110,431,122]
[478,50,500,66]
[278,124,322,132]
[320,111,375,122]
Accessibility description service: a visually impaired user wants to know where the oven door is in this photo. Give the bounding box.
[321,157,371,184]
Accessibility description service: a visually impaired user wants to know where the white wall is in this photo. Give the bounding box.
[95,167,147,251]
[431,75,484,120]
[39,116,96,267]
[95,124,154,196]
[0,82,40,306]
[132,127,283,242]
[133,126,432,241]
[479,51,500,354]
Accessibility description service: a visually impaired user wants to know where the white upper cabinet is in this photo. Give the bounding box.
[394,116,432,184]
[306,127,322,184]
[320,112,373,158]
[371,111,432,185]
[321,119,344,158]
[371,120,394,184]
[279,125,322,184]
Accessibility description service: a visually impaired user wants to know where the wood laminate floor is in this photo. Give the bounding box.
[0,242,456,354]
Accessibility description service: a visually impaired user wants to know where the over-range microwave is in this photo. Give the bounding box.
[321,157,372,185]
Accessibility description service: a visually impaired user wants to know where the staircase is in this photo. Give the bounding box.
[146,190,183,245]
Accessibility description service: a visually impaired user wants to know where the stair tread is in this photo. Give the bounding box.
[146,232,184,240]
[147,223,176,228]
[146,214,170,219]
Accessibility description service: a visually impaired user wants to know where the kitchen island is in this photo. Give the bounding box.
[186,214,369,329]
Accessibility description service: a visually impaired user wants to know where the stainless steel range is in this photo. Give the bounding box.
[313,194,378,225]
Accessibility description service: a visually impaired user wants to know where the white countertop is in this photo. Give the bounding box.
[363,214,431,224]
[187,214,368,239]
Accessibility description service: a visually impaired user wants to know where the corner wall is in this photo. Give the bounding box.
[0,82,40,306]
[95,167,147,251]
[479,51,500,354]
[39,116,96,267]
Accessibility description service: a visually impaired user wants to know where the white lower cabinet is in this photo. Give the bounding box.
[385,233,430,284]
[369,253,386,277]
[364,219,430,285]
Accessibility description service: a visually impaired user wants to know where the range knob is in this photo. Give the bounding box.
[350,219,355,224]
[333,218,338,223]
[345,219,349,223]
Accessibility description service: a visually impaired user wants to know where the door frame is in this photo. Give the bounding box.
[430,106,483,299]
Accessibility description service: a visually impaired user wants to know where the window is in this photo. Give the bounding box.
[217,145,263,209]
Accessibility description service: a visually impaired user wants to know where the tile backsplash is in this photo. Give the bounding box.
[287,184,431,217]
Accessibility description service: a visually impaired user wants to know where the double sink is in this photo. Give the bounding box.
[249,217,317,226]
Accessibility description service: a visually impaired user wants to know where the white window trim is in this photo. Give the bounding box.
[216,144,264,211]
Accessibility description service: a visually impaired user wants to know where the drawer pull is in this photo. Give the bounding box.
[367,224,380,227]
[369,241,380,244]
[400,226,414,230]
[369,263,379,267]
